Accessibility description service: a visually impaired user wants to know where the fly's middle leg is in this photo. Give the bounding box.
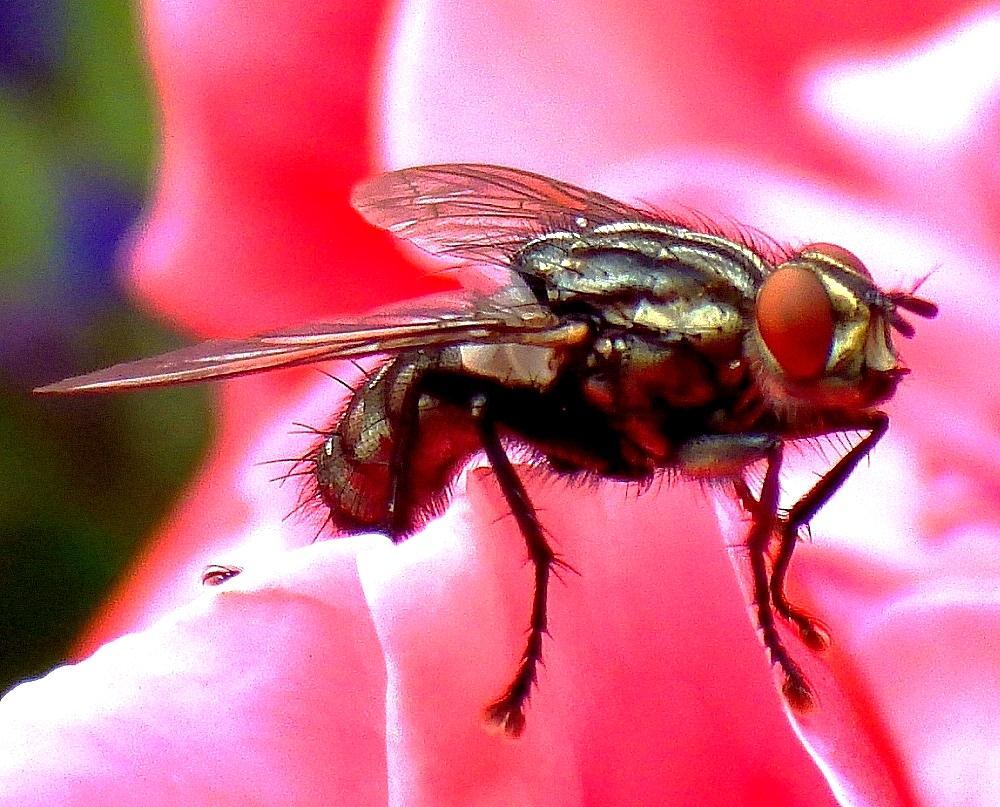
[472,394,563,737]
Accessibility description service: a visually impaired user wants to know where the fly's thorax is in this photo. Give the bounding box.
[747,243,914,412]
[514,224,762,360]
[578,332,754,469]
[514,223,765,310]
[584,334,723,410]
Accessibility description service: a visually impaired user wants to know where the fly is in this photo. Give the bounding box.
[37,164,938,736]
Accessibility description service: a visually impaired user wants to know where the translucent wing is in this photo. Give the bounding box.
[351,163,655,266]
[36,294,576,394]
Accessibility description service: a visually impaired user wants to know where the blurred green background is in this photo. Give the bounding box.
[0,2,211,693]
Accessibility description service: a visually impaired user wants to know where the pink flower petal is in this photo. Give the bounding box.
[0,537,387,806]
[785,525,1000,807]
[365,469,837,805]
[379,0,974,180]
[26,0,998,803]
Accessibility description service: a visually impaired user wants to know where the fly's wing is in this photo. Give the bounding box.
[35,295,577,394]
[351,163,655,266]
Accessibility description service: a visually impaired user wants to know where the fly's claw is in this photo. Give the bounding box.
[484,649,541,737]
[781,670,816,713]
[790,613,831,652]
[774,591,831,651]
[484,696,527,737]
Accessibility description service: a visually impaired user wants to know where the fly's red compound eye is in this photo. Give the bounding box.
[800,242,871,278]
[756,265,835,381]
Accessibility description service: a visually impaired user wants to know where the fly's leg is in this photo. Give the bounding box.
[385,381,424,542]
[676,433,813,702]
[768,525,830,652]
[739,443,815,710]
[769,413,889,649]
[472,394,559,737]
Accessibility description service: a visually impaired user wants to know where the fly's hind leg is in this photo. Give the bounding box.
[384,376,424,542]
[472,394,562,737]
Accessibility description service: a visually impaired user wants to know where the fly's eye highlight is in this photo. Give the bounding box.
[756,265,835,381]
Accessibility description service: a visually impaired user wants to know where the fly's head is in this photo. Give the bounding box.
[747,243,938,413]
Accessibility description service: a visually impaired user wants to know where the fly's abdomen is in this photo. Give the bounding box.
[312,351,481,537]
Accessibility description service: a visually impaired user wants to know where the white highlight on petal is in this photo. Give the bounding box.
[809,10,1000,148]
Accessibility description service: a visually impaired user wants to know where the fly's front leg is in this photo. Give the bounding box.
[677,433,812,709]
[734,444,815,710]
[769,412,889,648]
[678,433,811,704]
[472,394,561,737]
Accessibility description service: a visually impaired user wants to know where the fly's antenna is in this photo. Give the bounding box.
[886,290,938,337]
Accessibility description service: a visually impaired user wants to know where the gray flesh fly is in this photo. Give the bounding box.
[38,164,938,736]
